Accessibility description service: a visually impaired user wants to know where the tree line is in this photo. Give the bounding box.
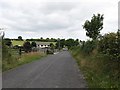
[3,36,80,54]
[10,37,58,42]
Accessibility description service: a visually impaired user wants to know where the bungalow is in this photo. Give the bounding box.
[36,42,50,48]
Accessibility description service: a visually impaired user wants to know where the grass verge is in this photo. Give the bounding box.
[2,52,46,72]
[70,46,119,88]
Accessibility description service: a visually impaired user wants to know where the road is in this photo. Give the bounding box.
[3,51,87,88]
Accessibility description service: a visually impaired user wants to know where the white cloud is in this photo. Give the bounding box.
[0,0,119,40]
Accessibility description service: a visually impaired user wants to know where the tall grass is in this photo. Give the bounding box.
[70,46,119,88]
[2,46,46,71]
[17,52,45,66]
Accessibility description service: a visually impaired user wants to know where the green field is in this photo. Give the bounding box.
[12,40,56,46]
[12,41,25,46]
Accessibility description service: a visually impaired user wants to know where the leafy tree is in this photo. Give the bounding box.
[98,31,120,61]
[18,36,23,41]
[74,39,79,46]
[46,38,50,42]
[31,41,37,52]
[59,39,65,48]
[40,37,43,40]
[55,39,79,49]
[50,43,55,50]
[65,39,76,49]
[23,41,31,53]
[83,14,104,40]
[31,41,37,47]
[4,38,12,47]
[55,39,60,49]
[81,40,96,54]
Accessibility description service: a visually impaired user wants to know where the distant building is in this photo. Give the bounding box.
[36,42,50,48]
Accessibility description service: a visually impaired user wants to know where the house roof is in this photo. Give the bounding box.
[36,42,51,45]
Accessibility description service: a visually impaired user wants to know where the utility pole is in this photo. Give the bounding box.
[58,38,60,51]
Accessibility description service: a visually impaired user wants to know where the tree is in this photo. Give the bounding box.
[83,14,104,40]
[59,39,65,48]
[81,40,96,54]
[31,41,37,52]
[74,39,79,46]
[18,36,23,41]
[23,41,31,53]
[4,38,12,47]
[50,43,55,50]
[31,41,37,47]
[98,31,120,61]
[65,39,75,49]
[40,37,43,40]
[46,38,50,42]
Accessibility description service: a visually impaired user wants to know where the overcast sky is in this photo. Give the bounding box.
[0,0,119,40]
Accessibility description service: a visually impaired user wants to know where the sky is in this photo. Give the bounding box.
[0,0,119,40]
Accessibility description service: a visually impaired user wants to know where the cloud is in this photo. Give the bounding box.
[0,0,119,40]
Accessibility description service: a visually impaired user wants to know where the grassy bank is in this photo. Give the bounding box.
[70,46,119,88]
[2,51,46,72]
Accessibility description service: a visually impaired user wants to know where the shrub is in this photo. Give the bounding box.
[98,31,120,61]
[2,42,19,71]
[23,41,31,53]
[81,40,97,55]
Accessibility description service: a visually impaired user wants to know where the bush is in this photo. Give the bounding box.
[2,42,19,71]
[81,40,97,55]
[98,31,120,61]
[23,41,31,53]
[46,49,54,54]
[71,47,119,88]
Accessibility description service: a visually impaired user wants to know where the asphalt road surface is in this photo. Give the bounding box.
[3,51,87,88]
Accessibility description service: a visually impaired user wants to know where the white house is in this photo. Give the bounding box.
[36,42,50,48]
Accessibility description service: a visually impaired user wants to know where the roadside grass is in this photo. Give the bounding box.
[2,51,46,72]
[70,46,119,88]
[18,52,45,65]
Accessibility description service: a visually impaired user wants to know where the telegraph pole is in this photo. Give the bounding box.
[58,38,60,51]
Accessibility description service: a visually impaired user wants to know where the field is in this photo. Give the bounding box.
[12,41,25,46]
[12,40,56,46]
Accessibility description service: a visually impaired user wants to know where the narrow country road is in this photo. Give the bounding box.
[3,51,87,88]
